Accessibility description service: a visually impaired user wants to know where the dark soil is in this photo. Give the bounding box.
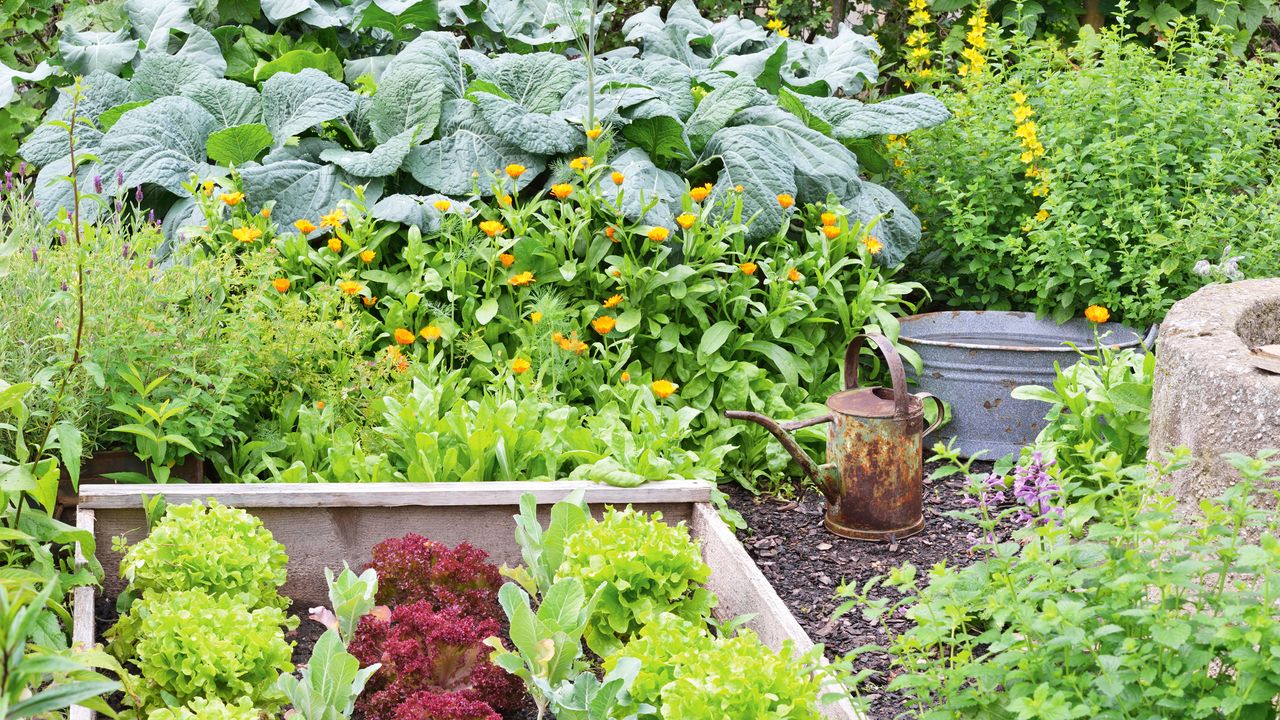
[726,459,1004,720]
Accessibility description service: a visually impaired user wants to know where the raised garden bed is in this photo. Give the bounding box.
[70,480,861,720]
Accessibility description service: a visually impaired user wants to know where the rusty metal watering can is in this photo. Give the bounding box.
[726,334,944,541]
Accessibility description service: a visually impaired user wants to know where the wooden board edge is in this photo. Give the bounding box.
[77,479,714,509]
[71,508,96,720]
[692,503,864,720]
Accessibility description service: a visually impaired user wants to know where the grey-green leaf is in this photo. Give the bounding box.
[100,96,215,193]
[780,89,949,139]
[126,0,196,50]
[240,157,362,230]
[261,69,359,145]
[130,54,218,101]
[404,127,542,196]
[180,78,262,129]
[319,126,419,177]
[597,147,683,227]
[684,75,762,154]
[370,193,456,232]
[369,65,443,143]
[472,92,580,156]
[58,28,139,76]
[842,182,920,265]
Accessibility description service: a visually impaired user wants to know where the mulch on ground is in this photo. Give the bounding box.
[726,459,1002,720]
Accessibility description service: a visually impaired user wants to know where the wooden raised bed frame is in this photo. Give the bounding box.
[71,480,861,720]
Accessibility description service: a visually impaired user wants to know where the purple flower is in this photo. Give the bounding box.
[148,209,156,225]
[135,185,144,203]
[4,172,12,190]
[31,247,38,262]
[58,230,67,245]
[116,170,125,187]
[147,254,155,269]
[61,281,68,291]
[1011,452,1062,526]
[122,243,130,258]
[18,161,27,177]
[114,198,123,214]
[93,174,103,194]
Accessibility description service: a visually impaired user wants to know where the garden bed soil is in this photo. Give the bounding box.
[727,459,1004,720]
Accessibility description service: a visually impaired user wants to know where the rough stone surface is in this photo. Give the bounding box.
[1150,279,1280,510]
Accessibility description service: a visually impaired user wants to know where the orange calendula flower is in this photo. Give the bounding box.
[295,219,317,234]
[360,250,376,263]
[420,325,442,341]
[328,237,342,253]
[479,220,507,237]
[338,280,364,296]
[220,191,244,206]
[689,183,712,202]
[586,125,603,140]
[315,401,326,409]
[260,207,272,218]
[232,226,262,243]
[362,295,378,307]
[651,379,677,398]
[787,267,802,282]
[530,311,543,323]
[511,357,532,375]
[740,261,758,275]
[394,328,415,345]
[272,278,291,293]
[551,331,565,344]
[592,316,617,335]
[1084,305,1110,323]
[676,213,696,230]
[611,171,625,185]
[822,225,841,240]
[499,194,513,207]
[620,371,630,382]
[603,294,623,308]
[499,253,515,268]
[862,236,883,255]
[734,184,744,193]
[509,271,535,286]
[550,184,574,200]
[605,226,616,241]
[505,164,527,179]
[434,199,451,212]
[569,156,594,170]
[777,193,795,209]
[611,269,621,277]
[647,227,670,243]
[821,212,837,226]
[321,208,346,228]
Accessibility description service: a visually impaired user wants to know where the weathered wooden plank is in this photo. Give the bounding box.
[77,479,713,509]
[70,509,96,720]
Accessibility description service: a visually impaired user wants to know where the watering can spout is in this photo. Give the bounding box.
[723,410,840,503]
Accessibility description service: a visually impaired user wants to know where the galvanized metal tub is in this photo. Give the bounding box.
[900,311,1149,458]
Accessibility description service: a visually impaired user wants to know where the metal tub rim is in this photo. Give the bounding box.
[899,311,1146,354]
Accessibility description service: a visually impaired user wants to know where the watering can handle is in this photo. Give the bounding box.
[843,333,910,419]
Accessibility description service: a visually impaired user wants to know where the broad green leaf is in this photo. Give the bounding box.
[621,115,691,164]
[260,0,309,23]
[180,78,262,129]
[779,89,950,140]
[358,0,440,37]
[129,53,217,101]
[781,26,880,96]
[257,48,344,82]
[7,680,120,718]
[101,96,214,194]
[53,422,82,491]
[369,65,444,143]
[261,69,359,145]
[166,27,227,77]
[58,28,139,76]
[319,126,419,177]
[404,125,541,196]
[684,75,761,153]
[614,309,642,333]
[126,0,196,50]
[476,298,499,325]
[597,147,683,228]
[206,123,273,166]
[698,321,735,356]
[98,101,152,132]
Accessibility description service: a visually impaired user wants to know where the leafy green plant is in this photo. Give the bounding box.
[117,500,289,611]
[557,506,716,656]
[838,451,1280,720]
[145,696,265,720]
[279,629,380,720]
[896,24,1280,325]
[107,589,295,714]
[105,366,200,483]
[311,564,382,644]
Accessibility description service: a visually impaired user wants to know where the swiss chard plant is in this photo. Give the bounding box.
[21,0,947,259]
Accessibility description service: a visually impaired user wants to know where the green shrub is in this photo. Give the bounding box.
[119,501,289,609]
[896,25,1280,325]
[557,507,715,656]
[109,589,295,713]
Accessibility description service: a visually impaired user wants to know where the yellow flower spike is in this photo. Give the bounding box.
[651,379,677,398]
[1084,305,1110,324]
[550,183,574,200]
[320,208,346,228]
[603,294,623,309]
[328,237,342,253]
[232,226,262,243]
[778,28,789,38]
[787,267,802,282]
[586,125,603,140]
[220,191,244,206]
[338,280,364,296]
[1012,91,1028,105]
[295,219,317,234]
[272,278,291,293]
[511,357,532,375]
[740,261,758,275]
[509,271,535,286]
[1035,209,1050,223]
[394,328,415,345]
[592,316,616,335]
[676,213,696,230]
[862,236,884,255]
[499,253,515,268]
[647,227,670,243]
[611,171,625,185]
[766,18,783,30]
[505,164,527,179]
[434,199,451,212]
[479,220,507,237]
[420,325,442,341]
[529,312,543,323]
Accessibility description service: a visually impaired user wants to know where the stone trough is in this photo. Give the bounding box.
[1150,278,1280,509]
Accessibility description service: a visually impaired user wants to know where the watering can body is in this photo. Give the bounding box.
[726,334,942,541]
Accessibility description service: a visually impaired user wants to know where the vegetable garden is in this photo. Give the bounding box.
[2,0,1280,717]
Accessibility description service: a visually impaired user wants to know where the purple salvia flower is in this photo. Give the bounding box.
[18,161,27,177]
[1011,452,1062,526]
[116,170,125,187]
[61,281,68,291]
[147,254,155,269]
[135,185,143,203]
[31,247,38,262]
[93,174,103,194]
[122,242,130,258]
[148,209,156,225]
